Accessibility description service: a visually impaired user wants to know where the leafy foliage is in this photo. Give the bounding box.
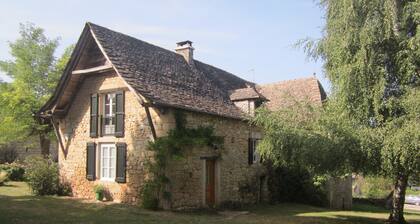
[267,164,328,206]
[297,0,419,222]
[24,155,59,195]
[253,100,364,176]
[0,23,73,146]
[140,110,223,209]
[0,162,25,181]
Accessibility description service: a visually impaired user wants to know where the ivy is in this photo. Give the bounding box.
[140,110,223,209]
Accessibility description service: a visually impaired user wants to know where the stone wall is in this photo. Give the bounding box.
[57,71,267,208]
[57,72,154,203]
[326,176,353,210]
[157,110,267,208]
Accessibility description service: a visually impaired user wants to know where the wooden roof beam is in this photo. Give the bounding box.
[71,64,113,75]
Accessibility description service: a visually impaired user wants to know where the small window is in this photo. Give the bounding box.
[251,139,260,163]
[103,93,116,135]
[248,138,260,164]
[100,144,116,181]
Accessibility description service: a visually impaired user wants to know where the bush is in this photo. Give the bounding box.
[24,156,59,195]
[140,180,159,210]
[0,162,25,181]
[0,171,8,186]
[57,181,72,196]
[267,164,327,206]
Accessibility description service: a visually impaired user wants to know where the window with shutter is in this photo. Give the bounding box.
[86,142,96,180]
[103,93,116,135]
[99,143,116,181]
[116,143,127,183]
[98,91,124,137]
[90,94,99,137]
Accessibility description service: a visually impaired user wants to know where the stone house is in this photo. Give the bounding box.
[38,23,327,209]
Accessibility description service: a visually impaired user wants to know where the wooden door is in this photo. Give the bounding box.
[205,159,215,206]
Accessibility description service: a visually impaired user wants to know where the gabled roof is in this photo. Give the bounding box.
[229,87,265,101]
[39,22,327,120]
[257,76,327,110]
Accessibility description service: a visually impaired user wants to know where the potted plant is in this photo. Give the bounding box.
[93,184,105,201]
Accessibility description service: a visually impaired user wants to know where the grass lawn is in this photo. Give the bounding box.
[1,182,420,224]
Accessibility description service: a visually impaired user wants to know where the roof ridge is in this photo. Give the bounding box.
[87,22,183,58]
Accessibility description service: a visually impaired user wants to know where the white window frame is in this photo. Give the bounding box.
[99,143,117,181]
[103,93,116,135]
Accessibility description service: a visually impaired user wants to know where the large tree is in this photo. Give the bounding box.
[0,23,72,155]
[308,0,418,223]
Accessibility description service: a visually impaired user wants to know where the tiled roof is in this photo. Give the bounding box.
[39,22,327,120]
[257,77,327,110]
[88,23,253,119]
[229,87,265,101]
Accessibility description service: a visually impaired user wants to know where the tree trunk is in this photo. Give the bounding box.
[388,174,408,224]
[39,132,50,157]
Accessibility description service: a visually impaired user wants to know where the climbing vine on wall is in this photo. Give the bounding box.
[140,110,223,209]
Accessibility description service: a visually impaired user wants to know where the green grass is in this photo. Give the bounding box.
[1,181,420,224]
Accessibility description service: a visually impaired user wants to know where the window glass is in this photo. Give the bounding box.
[100,144,116,180]
[104,93,116,135]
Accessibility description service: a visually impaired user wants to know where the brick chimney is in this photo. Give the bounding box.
[175,40,194,66]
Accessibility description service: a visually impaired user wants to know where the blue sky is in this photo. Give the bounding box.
[0,0,328,89]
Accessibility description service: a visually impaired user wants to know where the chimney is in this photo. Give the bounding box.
[175,40,194,66]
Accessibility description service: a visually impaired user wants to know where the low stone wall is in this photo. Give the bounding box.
[326,176,353,210]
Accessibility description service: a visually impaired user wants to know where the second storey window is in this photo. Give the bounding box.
[103,93,116,135]
[90,91,125,138]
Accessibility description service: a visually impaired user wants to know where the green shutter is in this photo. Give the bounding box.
[115,91,125,137]
[86,142,96,181]
[90,94,99,138]
[116,143,127,183]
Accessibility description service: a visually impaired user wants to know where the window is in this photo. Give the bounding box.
[248,138,260,164]
[100,144,116,181]
[103,93,116,135]
[251,139,260,163]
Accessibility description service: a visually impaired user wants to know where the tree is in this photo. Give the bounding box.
[0,23,72,155]
[299,0,419,223]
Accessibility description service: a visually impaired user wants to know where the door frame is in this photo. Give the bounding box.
[202,158,219,207]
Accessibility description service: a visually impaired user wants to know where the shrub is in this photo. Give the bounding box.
[0,162,25,181]
[93,184,105,193]
[0,171,8,186]
[24,156,59,195]
[140,180,159,210]
[57,181,72,196]
[267,164,327,206]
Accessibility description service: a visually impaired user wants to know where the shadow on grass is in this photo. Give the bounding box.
[0,195,419,224]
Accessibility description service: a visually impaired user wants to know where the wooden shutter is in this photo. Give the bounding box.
[115,91,125,137]
[86,142,96,181]
[115,142,127,183]
[90,94,99,138]
[248,138,253,165]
